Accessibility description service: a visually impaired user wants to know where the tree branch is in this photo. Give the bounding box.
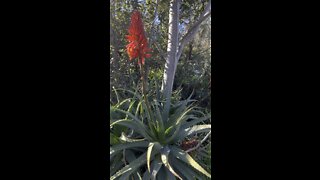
[176,0,211,61]
[149,0,159,45]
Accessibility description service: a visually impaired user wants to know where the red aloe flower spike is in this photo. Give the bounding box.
[126,10,152,65]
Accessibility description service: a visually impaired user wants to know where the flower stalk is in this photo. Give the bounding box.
[126,10,155,131]
[139,58,153,126]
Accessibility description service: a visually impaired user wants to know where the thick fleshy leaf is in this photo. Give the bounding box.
[123,150,141,180]
[160,146,182,180]
[174,107,195,126]
[111,152,149,180]
[135,101,142,116]
[154,101,164,130]
[147,142,155,172]
[114,108,143,123]
[114,90,154,127]
[165,108,195,144]
[170,157,203,180]
[156,167,166,180]
[110,141,148,158]
[114,98,131,109]
[125,150,137,162]
[150,156,163,180]
[136,172,143,180]
[170,146,211,178]
[175,124,211,142]
[110,153,124,176]
[164,168,176,180]
[164,125,174,136]
[113,101,152,127]
[126,100,137,116]
[142,170,151,180]
[120,132,145,142]
[111,119,151,140]
[115,88,143,101]
[164,123,182,144]
[182,114,211,129]
[113,88,149,115]
[167,103,194,128]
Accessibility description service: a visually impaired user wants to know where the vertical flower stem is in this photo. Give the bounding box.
[139,59,155,130]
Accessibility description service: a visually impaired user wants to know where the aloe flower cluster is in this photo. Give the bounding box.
[126,11,152,65]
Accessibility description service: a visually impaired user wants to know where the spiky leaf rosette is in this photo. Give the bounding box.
[110,89,212,179]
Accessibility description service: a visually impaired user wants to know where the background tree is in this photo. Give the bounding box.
[110,0,212,110]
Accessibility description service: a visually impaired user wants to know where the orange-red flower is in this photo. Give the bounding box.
[126,11,152,65]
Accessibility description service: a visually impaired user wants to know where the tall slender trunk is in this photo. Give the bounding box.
[161,0,180,120]
[161,0,211,120]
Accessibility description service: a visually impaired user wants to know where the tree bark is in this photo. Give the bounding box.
[161,0,211,119]
[162,0,180,119]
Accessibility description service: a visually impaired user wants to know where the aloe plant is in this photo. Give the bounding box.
[110,89,211,179]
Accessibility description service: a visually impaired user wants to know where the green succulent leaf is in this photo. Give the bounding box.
[126,99,137,118]
[120,132,145,142]
[170,157,203,180]
[154,101,165,133]
[182,114,211,129]
[156,167,166,180]
[170,146,211,178]
[114,98,131,109]
[174,106,195,126]
[116,88,150,118]
[168,103,194,127]
[137,156,163,180]
[114,108,144,124]
[142,170,151,180]
[164,168,176,180]
[111,152,150,180]
[114,107,157,139]
[147,142,162,173]
[111,119,152,140]
[150,156,163,180]
[135,101,142,116]
[160,146,183,180]
[123,150,141,180]
[175,124,211,142]
[110,153,124,176]
[147,142,155,172]
[110,141,149,159]
[165,107,195,144]
[164,123,182,144]
[164,125,174,136]
[136,172,143,180]
[125,149,136,162]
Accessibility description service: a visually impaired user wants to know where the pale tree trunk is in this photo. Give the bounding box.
[162,0,180,119]
[161,0,211,119]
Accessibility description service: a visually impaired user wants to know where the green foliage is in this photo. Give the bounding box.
[110,90,211,179]
[110,1,211,110]
[109,1,212,179]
